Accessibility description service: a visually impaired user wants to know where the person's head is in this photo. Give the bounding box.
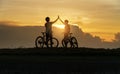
[45,17,50,22]
[64,20,69,24]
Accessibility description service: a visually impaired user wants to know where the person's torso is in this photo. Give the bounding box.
[45,22,53,33]
[64,24,70,33]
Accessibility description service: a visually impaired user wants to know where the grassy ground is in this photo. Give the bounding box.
[0,47,120,74]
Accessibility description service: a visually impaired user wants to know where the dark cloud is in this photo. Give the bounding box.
[0,23,45,48]
[0,23,120,49]
[70,26,120,48]
[0,21,19,26]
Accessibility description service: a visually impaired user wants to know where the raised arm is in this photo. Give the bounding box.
[52,16,59,24]
[59,17,64,24]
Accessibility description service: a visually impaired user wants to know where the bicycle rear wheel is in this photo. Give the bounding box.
[35,36,44,48]
[47,37,59,48]
[71,37,78,48]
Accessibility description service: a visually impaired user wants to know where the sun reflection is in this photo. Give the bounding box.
[53,24,65,29]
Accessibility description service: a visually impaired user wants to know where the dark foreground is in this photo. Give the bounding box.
[0,47,120,74]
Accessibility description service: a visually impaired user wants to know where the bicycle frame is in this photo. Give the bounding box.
[62,33,73,46]
[35,32,59,48]
[68,33,73,40]
[41,32,46,43]
[65,33,73,43]
[62,33,78,48]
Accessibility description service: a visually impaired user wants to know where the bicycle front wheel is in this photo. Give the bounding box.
[35,36,44,48]
[62,39,72,48]
[47,37,59,48]
[71,37,78,48]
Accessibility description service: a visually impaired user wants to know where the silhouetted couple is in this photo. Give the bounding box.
[45,16,70,47]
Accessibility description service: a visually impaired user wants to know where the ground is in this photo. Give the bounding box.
[0,47,120,74]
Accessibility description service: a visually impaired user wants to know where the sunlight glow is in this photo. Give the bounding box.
[53,24,65,29]
[72,24,79,26]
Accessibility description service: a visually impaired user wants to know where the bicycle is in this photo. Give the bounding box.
[62,33,78,48]
[35,32,59,48]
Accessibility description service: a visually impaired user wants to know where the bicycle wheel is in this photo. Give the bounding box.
[47,37,59,47]
[35,36,44,48]
[62,39,72,48]
[67,41,72,48]
[71,37,78,48]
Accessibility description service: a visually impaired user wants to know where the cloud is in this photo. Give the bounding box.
[0,22,45,48]
[0,21,19,26]
[114,32,120,41]
[0,22,120,49]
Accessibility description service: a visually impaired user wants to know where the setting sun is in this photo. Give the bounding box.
[53,24,65,29]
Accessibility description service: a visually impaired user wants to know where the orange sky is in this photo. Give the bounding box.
[0,0,120,42]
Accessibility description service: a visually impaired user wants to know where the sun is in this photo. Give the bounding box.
[53,24,65,29]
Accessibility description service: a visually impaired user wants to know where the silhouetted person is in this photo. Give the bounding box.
[59,17,70,46]
[45,16,59,47]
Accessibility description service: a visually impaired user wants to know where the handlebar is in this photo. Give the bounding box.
[41,32,46,35]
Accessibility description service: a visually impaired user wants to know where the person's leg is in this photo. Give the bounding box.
[46,33,49,45]
[64,33,68,47]
[50,33,53,47]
